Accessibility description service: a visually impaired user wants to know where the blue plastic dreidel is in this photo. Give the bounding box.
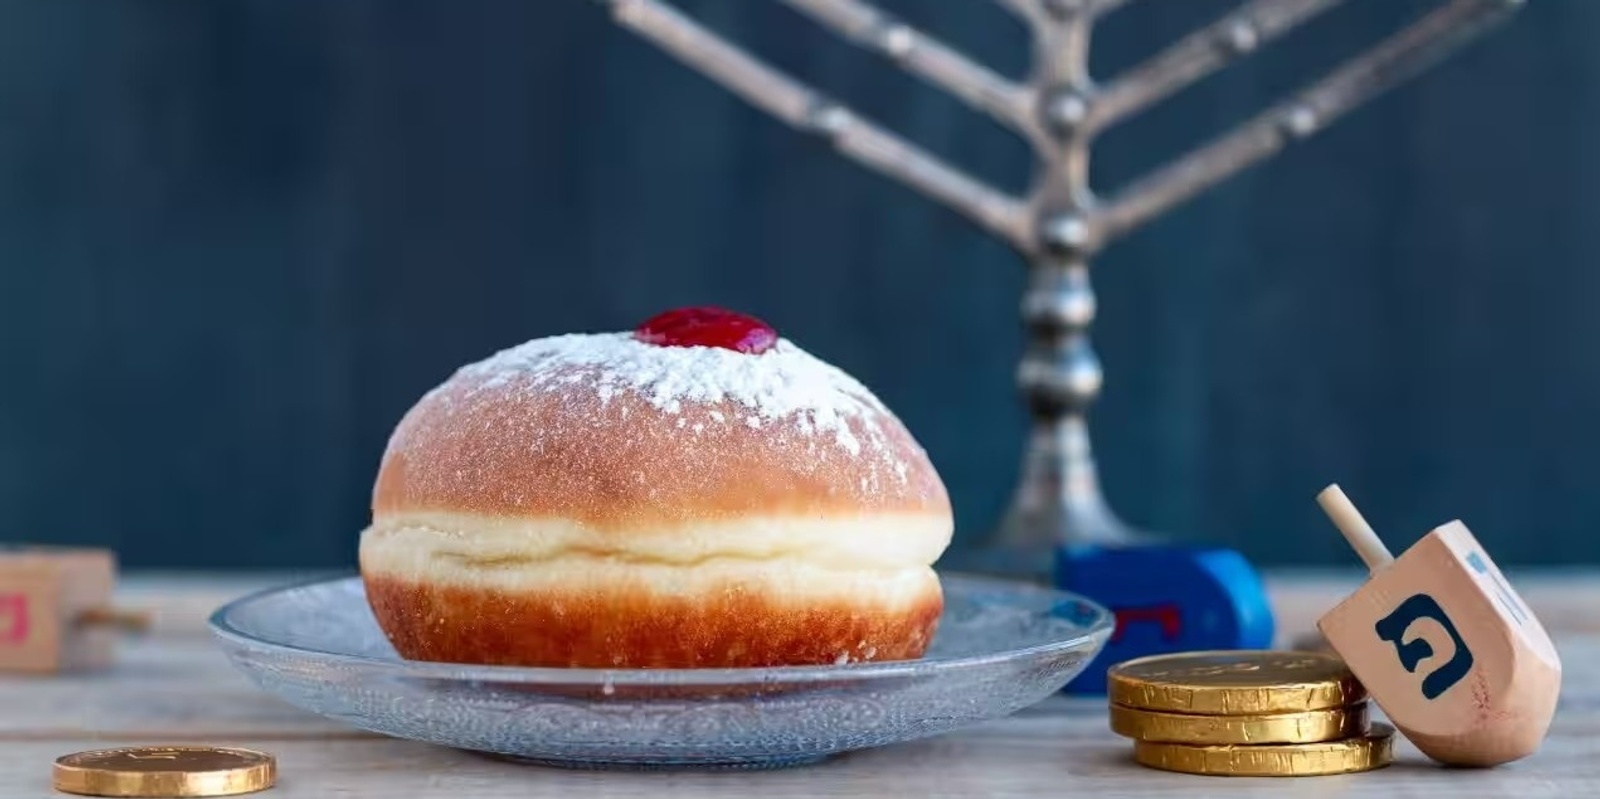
[1055,544,1275,694]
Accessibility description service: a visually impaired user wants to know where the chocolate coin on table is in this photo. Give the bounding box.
[1108,650,1366,715]
[1132,723,1396,777]
[53,746,275,797]
[1110,702,1370,745]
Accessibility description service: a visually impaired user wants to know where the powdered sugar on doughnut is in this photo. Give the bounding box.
[456,332,900,461]
[375,330,950,526]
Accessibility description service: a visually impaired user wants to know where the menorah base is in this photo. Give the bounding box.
[946,413,1152,581]
[944,515,1152,584]
[937,416,1276,694]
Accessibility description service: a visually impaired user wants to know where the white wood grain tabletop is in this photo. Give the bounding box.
[1,569,1595,798]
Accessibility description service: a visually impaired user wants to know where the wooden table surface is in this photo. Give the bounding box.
[2,570,1596,798]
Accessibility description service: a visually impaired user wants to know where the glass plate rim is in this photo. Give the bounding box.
[207,571,1113,686]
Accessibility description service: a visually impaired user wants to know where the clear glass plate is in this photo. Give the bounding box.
[209,573,1112,770]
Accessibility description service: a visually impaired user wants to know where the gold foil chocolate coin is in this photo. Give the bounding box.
[1110,702,1370,745]
[1108,650,1366,714]
[1132,723,1396,777]
[53,746,276,797]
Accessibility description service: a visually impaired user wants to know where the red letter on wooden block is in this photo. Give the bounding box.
[0,593,29,644]
[0,548,117,672]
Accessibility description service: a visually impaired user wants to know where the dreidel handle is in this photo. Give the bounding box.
[1316,484,1394,573]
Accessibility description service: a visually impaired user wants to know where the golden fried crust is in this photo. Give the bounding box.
[371,363,950,530]
[362,572,944,669]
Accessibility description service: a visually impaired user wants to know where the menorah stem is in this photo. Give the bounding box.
[995,254,1138,563]
[981,2,1134,573]
[1031,0,1092,87]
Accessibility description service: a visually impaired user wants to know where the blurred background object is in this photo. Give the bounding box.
[0,0,1592,569]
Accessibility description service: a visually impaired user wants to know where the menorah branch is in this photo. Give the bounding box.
[1096,0,1520,244]
[1088,0,1139,19]
[585,0,1523,562]
[596,0,1032,249]
[779,0,1034,135]
[1088,0,1343,134]
[992,0,1042,23]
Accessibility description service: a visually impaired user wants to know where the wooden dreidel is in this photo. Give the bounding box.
[1055,544,1275,693]
[0,546,150,674]
[1314,485,1561,767]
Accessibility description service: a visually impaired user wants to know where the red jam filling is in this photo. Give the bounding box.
[633,306,778,354]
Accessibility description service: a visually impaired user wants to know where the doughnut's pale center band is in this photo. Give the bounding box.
[361,512,951,598]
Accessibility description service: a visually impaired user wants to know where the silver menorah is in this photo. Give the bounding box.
[588,0,1523,577]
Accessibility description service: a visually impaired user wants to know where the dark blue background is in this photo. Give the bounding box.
[2,0,1594,569]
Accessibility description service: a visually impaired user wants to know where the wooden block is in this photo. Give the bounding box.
[1316,487,1561,767]
[0,546,141,673]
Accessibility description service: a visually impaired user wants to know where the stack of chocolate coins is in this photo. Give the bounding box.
[1107,650,1394,777]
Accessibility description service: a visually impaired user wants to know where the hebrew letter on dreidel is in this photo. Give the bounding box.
[1056,545,1274,694]
[1374,593,1473,701]
[1111,603,1182,644]
[1467,551,1530,625]
[1315,485,1561,767]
